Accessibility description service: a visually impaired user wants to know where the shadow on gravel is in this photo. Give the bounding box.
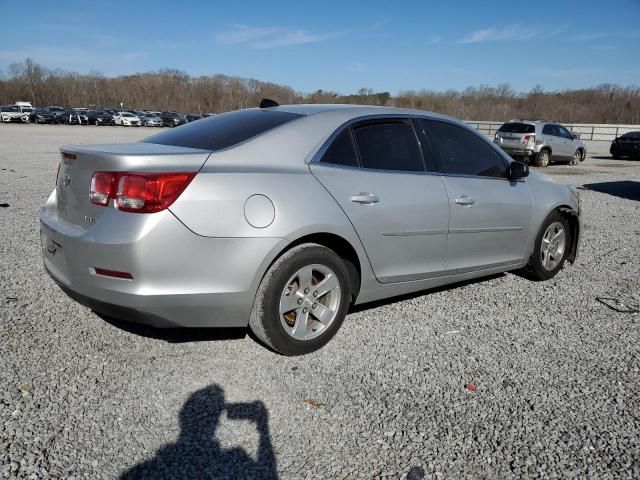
[99,314,247,343]
[582,181,640,202]
[120,384,278,480]
[350,273,505,314]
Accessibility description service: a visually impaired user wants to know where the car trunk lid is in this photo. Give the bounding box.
[56,143,211,229]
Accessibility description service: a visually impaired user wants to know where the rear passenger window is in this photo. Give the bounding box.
[543,124,557,136]
[320,129,359,167]
[352,122,424,172]
[420,120,507,178]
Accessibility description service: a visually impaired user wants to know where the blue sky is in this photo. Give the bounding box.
[1,0,639,94]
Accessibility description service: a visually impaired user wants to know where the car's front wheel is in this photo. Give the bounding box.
[524,212,571,281]
[249,243,352,355]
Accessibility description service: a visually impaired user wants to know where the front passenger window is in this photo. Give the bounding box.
[420,120,507,178]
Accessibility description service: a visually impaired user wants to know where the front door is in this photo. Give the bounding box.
[418,119,534,272]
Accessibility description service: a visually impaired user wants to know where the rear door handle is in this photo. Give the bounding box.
[455,195,475,206]
[350,193,379,205]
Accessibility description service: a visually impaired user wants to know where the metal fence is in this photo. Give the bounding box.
[465,121,640,142]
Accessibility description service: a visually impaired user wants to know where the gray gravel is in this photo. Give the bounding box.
[1,124,639,479]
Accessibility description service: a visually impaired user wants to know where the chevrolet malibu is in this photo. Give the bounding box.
[40,104,582,355]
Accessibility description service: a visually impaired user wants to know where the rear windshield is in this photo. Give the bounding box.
[498,122,535,134]
[143,109,303,151]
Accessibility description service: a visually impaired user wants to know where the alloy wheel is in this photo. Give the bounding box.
[279,264,342,341]
[540,221,566,271]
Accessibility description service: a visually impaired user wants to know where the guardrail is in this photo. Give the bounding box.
[465,121,640,142]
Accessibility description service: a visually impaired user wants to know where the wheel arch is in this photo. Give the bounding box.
[555,205,580,263]
[259,232,363,303]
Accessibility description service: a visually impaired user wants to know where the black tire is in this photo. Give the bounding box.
[569,150,581,166]
[534,149,551,167]
[523,211,571,281]
[249,243,352,356]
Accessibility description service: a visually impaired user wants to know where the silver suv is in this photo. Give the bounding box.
[494,120,586,167]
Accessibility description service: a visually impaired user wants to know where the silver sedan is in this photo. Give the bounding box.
[40,103,582,355]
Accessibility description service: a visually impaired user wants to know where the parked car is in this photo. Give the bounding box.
[46,106,65,123]
[0,105,30,123]
[61,109,89,125]
[40,104,582,355]
[494,120,586,167]
[140,114,162,127]
[114,112,141,127]
[161,111,187,128]
[30,108,57,124]
[610,131,640,160]
[87,110,116,126]
[185,114,202,123]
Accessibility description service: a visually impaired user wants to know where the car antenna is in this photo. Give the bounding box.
[259,98,279,108]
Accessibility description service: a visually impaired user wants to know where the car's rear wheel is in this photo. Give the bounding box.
[569,150,581,166]
[249,243,352,355]
[524,212,570,281]
[534,149,551,167]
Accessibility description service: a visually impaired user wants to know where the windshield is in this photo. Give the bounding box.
[143,109,303,151]
[498,123,535,134]
[121,112,134,117]
[2,106,19,112]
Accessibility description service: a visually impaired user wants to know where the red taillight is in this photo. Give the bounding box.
[89,171,195,213]
[521,135,535,144]
[90,172,117,206]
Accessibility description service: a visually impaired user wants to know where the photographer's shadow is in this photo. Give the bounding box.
[121,384,278,480]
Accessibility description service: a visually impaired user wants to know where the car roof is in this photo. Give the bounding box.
[194,104,475,170]
[272,103,451,121]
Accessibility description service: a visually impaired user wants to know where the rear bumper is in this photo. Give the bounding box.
[40,191,283,328]
[496,143,539,159]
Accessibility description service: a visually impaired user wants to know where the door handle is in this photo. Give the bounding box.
[455,195,475,206]
[350,193,379,205]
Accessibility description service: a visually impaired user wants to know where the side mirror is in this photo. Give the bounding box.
[508,161,529,180]
[572,133,581,140]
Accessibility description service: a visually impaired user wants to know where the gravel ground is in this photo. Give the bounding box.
[1,124,639,479]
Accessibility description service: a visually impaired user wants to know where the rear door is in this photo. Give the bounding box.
[418,119,533,272]
[310,119,450,283]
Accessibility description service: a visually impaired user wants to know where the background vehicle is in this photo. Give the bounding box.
[1,105,29,123]
[161,111,187,127]
[494,120,586,167]
[40,103,581,355]
[114,112,141,127]
[87,110,116,126]
[30,108,57,124]
[61,109,89,125]
[46,106,65,123]
[140,114,162,127]
[185,114,202,123]
[610,131,640,159]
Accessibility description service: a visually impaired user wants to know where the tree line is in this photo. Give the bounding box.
[1,59,638,124]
